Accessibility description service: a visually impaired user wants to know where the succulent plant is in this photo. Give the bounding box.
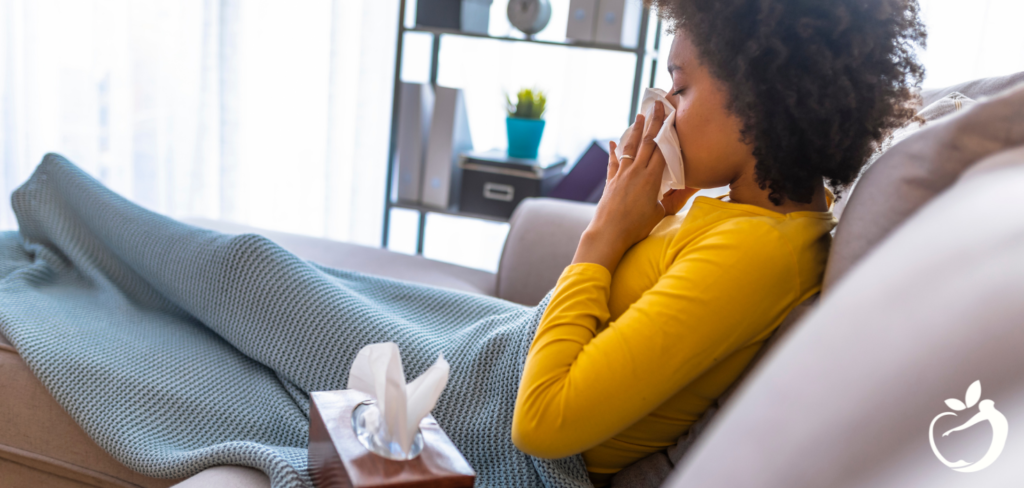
[506,88,547,119]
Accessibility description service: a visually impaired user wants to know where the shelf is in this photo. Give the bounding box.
[404,25,657,57]
[388,201,512,223]
[382,2,660,250]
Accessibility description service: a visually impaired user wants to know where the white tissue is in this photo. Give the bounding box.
[615,87,686,197]
[347,342,450,455]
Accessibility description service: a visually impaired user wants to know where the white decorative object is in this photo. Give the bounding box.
[595,0,642,48]
[507,0,552,36]
[565,0,597,42]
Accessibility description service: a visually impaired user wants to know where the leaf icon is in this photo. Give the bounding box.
[965,380,981,408]
[945,398,967,411]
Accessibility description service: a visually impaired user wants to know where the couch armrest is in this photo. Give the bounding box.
[495,198,596,306]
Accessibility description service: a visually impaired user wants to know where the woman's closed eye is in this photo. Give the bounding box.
[671,86,686,97]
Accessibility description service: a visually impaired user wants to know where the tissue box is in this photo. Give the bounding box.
[309,389,476,488]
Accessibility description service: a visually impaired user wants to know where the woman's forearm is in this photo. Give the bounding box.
[571,229,631,275]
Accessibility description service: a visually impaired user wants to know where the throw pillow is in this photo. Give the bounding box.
[823,82,1024,291]
[832,92,976,219]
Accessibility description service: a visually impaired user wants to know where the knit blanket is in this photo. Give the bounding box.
[0,155,591,488]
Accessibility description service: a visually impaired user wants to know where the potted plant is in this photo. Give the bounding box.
[505,88,547,159]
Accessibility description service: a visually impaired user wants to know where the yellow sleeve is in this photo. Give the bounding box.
[511,221,801,459]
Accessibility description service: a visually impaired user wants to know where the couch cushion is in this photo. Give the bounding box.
[2,339,270,488]
[496,198,595,306]
[180,218,496,296]
[823,82,1024,291]
[0,341,179,487]
[664,149,1024,487]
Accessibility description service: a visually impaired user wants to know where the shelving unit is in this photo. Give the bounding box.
[382,0,663,253]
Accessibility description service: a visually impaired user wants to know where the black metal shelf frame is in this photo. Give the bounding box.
[381,0,663,253]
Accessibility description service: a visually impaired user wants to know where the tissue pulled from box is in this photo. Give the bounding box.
[347,342,450,455]
[615,87,685,197]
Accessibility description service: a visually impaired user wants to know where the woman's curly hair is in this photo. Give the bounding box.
[646,0,926,204]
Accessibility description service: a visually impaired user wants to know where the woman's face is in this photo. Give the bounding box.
[664,29,755,189]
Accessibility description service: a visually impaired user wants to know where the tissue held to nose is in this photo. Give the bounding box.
[347,342,450,455]
[615,88,686,197]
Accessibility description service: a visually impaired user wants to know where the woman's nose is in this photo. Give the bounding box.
[664,91,680,109]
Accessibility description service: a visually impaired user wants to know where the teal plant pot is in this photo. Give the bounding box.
[506,117,546,159]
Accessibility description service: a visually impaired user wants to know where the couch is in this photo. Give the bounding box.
[1,71,1022,487]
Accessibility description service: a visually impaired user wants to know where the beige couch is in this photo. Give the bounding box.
[1,72,1022,487]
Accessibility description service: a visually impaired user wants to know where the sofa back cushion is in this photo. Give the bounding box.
[823,82,1024,291]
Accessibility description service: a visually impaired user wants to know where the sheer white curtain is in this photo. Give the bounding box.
[0,0,397,246]
[2,0,1021,267]
[919,0,1024,88]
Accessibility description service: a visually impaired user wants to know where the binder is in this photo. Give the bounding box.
[594,0,642,48]
[421,86,473,210]
[395,83,435,204]
[415,0,491,35]
[547,141,610,202]
[566,0,598,42]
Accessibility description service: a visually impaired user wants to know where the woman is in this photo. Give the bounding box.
[512,0,924,484]
[0,1,924,487]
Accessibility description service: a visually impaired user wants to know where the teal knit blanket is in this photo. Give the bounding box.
[0,155,591,487]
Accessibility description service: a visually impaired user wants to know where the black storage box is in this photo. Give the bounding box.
[458,150,566,219]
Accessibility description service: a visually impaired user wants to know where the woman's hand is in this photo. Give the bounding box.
[572,102,698,273]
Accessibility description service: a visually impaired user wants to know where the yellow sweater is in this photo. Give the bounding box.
[511,194,836,476]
